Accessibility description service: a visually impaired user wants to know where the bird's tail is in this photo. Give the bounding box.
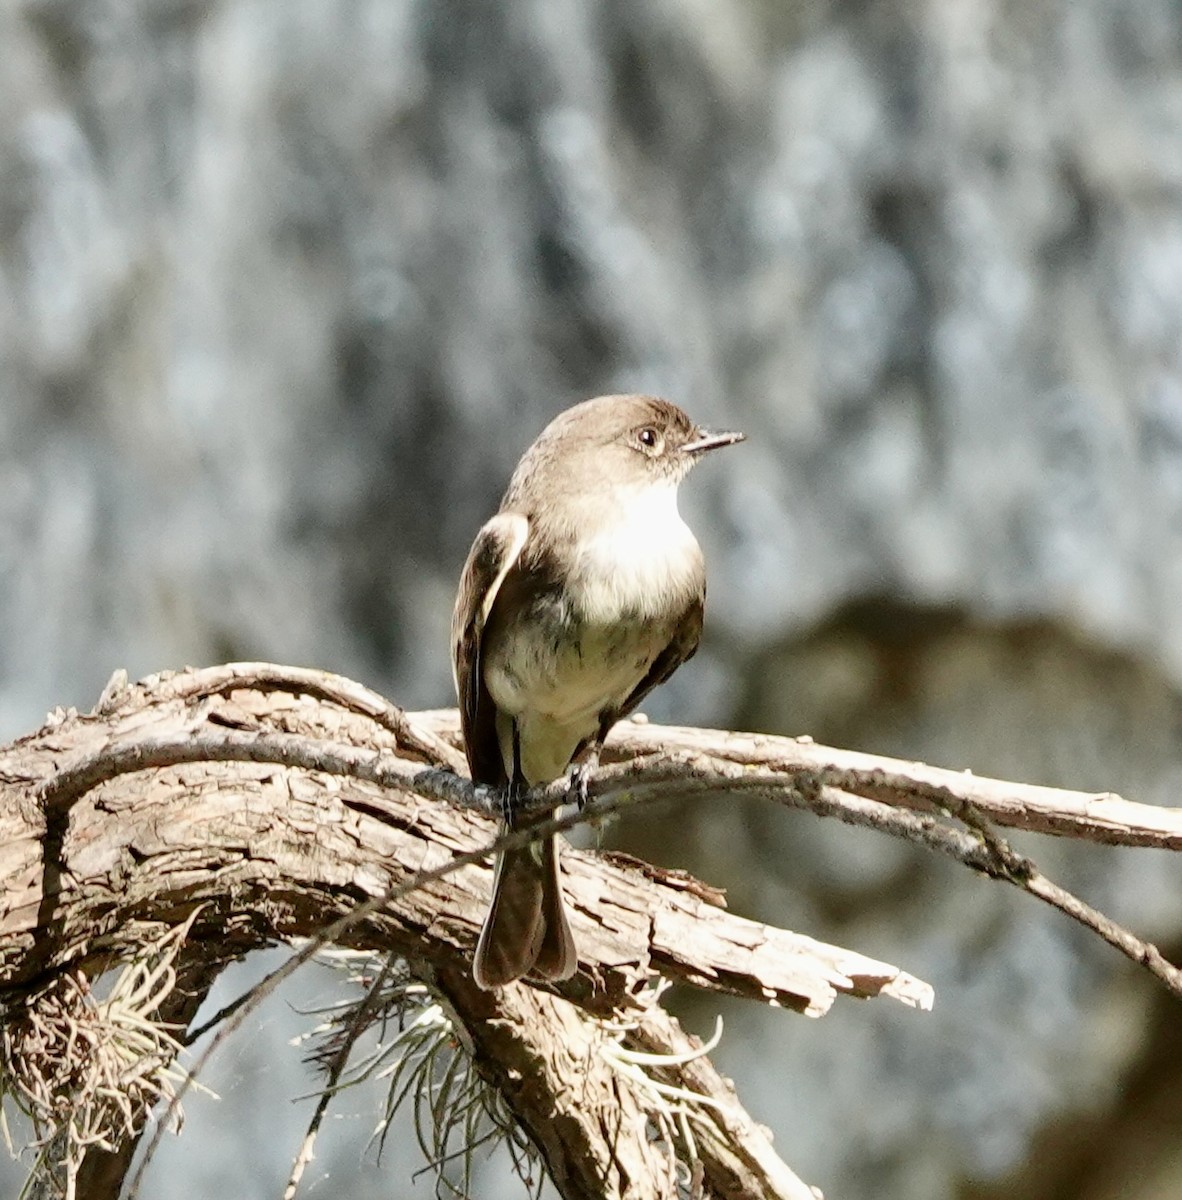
[473,828,577,989]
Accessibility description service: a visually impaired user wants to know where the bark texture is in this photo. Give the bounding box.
[6,3,1182,1196]
[2,663,935,1199]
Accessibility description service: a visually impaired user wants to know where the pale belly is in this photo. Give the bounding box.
[482,487,702,785]
[484,612,676,785]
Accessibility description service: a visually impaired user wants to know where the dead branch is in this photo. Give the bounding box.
[1,663,921,1200]
[593,722,1182,850]
[3,661,1180,1199]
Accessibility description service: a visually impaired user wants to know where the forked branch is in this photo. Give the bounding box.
[2,662,1180,1200]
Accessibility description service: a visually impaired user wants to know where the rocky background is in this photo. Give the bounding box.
[3,1,1182,1197]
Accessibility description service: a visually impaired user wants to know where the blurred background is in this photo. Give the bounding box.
[3,0,1182,1197]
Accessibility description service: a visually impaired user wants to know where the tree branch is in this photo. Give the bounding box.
[4,661,1181,1200]
[1,663,924,1200]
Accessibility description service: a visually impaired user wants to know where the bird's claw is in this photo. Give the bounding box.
[569,751,600,811]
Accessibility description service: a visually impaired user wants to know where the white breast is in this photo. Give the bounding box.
[569,480,702,622]
[481,478,705,783]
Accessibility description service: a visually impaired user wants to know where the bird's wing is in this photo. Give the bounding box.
[451,511,530,785]
[600,591,705,739]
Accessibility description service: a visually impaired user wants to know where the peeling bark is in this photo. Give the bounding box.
[1,664,927,1199]
[4,661,1180,1197]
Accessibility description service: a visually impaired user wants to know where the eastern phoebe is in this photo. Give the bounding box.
[452,394,744,988]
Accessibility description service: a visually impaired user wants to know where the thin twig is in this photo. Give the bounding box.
[38,725,1182,1012]
[283,957,395,1200]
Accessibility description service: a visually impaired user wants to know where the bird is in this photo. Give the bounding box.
[451,394,744,988]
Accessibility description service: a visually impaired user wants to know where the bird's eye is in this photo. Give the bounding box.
[636,427,663,454]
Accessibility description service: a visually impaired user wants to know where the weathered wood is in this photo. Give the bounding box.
[1,663,933,1200]
[0,669,929,1017]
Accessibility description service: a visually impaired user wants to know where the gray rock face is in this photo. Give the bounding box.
[3,2,1182,1197]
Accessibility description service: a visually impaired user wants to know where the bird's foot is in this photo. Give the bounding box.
[569,749,600,811]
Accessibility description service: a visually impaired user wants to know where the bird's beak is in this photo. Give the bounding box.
[683,427,746,455]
